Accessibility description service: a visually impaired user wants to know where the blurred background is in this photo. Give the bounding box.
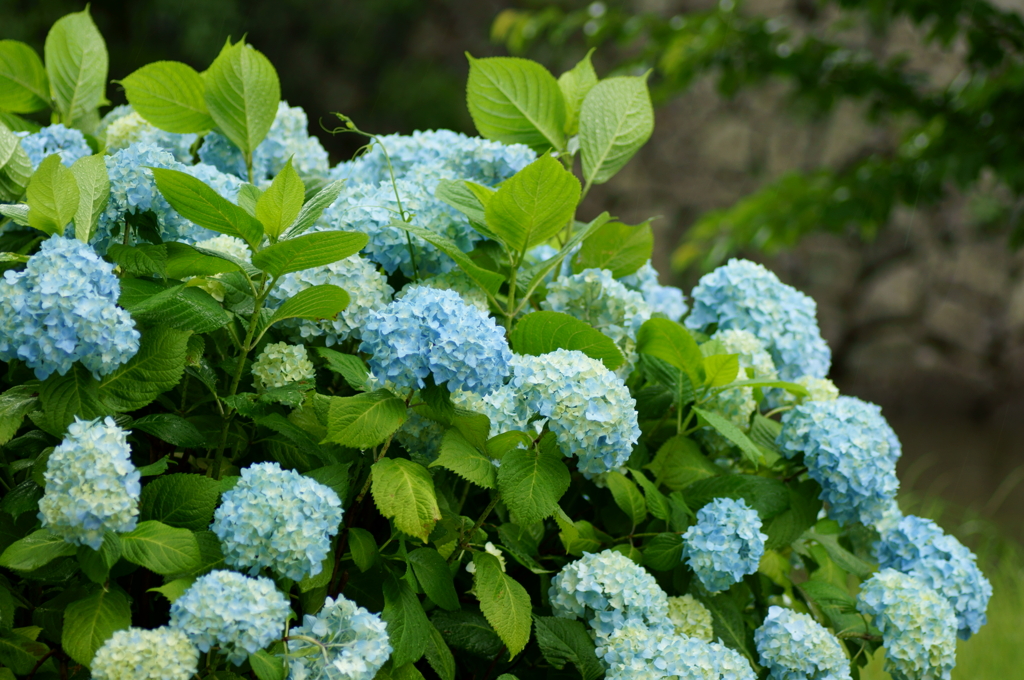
[2,0,1022,671]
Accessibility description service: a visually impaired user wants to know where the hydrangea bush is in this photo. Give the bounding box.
[0,8,989,680]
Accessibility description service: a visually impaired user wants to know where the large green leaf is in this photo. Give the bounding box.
[382,573,431,667]
[163,241,246,279]
[435,179,488,226]
[408,548,460,611]
[268,284,350,326]
[496,446,570,526]
[255,157,304,239]
[518,212,610,307]
[120,520,202,575]
[429,609,504,659]
[0,123,31,202]
[644,435,719,491]
[557,49,598,137]
[510,311,624,371]
[69,154,108,242]
[573,219,653,278]
[150,167,264,249]
[389,220,504,296]
[348,528,378,572]
[484,155,580,255]
[0,629,49,675]
[204,40,280,158]
[130,413,208,449]
[44,9,108,123]
[371,458,441,542]
[0,385,38,446]
[120,279,231,334]
[579,76,654,185]
[99,326,190,412]
[685,474,790,521]
[466,55,566,153]
[250,650,285,680]
[636,318,704,389]
[424,623,456,680]
[692,407,764,466]
[0,40,49,113]
[430,428,496,489]
[252,231,367,277]
[604,471,647,527]
[38,364,107,433]
[120,61,214,133]
[139,474,221,531]
[323,389,407,449]
[472,552,532,657]
[284,179,346,238]
[532,616,602,680]
[0,530,76,572]
[694,588,755,665]
[61,586,131,667]
[27,154,79,236]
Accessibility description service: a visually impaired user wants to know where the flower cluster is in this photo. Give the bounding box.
[91,627,199,680]
[510,349,640,478]
[37,416,140,550]
[874,515,991,638]
[211,462,344,581]
[169,570,291,665]
[102,108,197,162]
[777,396,901,527]
[399,271,490,313]
[199,101,329,181]
[360,287,512,395]
[0,235,139,380]
[548,549,670,640]
[285,595,392,680]
[597,620,755,680]
[450,383,532,439]
[857,569,957,680]
[685,258,831,381]
[15,123,91,169]
[790,375,840,404]
[666,594,713,641]
[618,261,688,322]
[250,342,316,391]
[753,606,851,680]
[681,497,766,593]
[267,255,394,346]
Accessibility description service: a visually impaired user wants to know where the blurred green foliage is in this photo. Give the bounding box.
[494,0,1024,270]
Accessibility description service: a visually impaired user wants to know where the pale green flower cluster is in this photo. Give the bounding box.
[251,342,316,391]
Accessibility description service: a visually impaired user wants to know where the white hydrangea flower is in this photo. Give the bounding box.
[666,594,714,641]
[91,627,199,680]
[251,342,315,391]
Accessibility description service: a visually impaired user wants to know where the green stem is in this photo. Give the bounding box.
[504,253,519,332]
[450,492,501,564]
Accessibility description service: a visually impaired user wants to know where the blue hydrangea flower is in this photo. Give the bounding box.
[329,129,535,186]
[777,396,901,527]
[37,416,140,550]
[754,606,851,680]
[359,287,512,395]
[284,595,392,680]
[597,620,756,680]
[170,570,291,665]
[510,349,640,478]
[91,626,199,680]
[857,569,957,680]
[0,235,139,380]
[685,259,831,381]
[874,515,991,639]
[399,271,490,313]
[211,462,344,581]
[666,594,714,641]
[103,108,197,162]
[251,343,316,391]
[549,549,671,640]
[395,409,446,463]
[266,255,394,346]
[199,102,329,181]
[619,261,688,322]
[682,497,767,593]
[15,124,91,169]
[450,383,532,439]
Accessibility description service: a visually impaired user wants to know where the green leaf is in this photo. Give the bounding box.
[347,527,378,572]
[557,49,598,137]
[0,40,49,113]
[148,578,194,603]
[315,347,368,391]
[323,389,407,449]
[119,279,231,334]
[204,39,281,157]
[38,364,107,434]
[255,158,304,238]
[150,167,264,249]
[120,520,202,575]
[533,615,602,680]
[604,471,647,526]
[703,354,740,387]
[0,123,31,202]
[0,629,48,675]
[694,588,755,665]
[139,473,221,531]
[99,326,190,412]
[435,179,487,226]
[466,55,566,153]
[61,586,130,667]
[284,179,346,238]
[424,623,456,680]
[628,468,670,521]
[0,530,76,572]
[119,61,214,133]
[692,407,764,466]
[0,480,42,519]
[131,413,207,449]
[163,241,246,280]
[382,573,431,667]
[764,481,822,551]
[77,534,121,584]
[268,284,350,326]
[305,464,351,503]
[801,528,876,579]
[572,219,653,278]
[408,548,460,611]
[579,75,654,185]
[250,649,285,680]
[497,446,570,526]
[252,231,367,277]
[685,474,790,521]
[389,220,504,296]
[168,530,224,580]
[237,183,261,216]
[749,414,783,452]
[0,386,37,446]
[431,428,496,489]
[430,609,505,659]
[644,435,719,491]
[485,155,580,255]
[44,9,108,123]
[27,154,79,236]
[641,533,684,571]
[371,458,441,542]
[510,311,624,371]
[472,552,532,657]
[636,318,704,389]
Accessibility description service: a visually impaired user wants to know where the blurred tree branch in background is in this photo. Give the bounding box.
[493,0,1024,270]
